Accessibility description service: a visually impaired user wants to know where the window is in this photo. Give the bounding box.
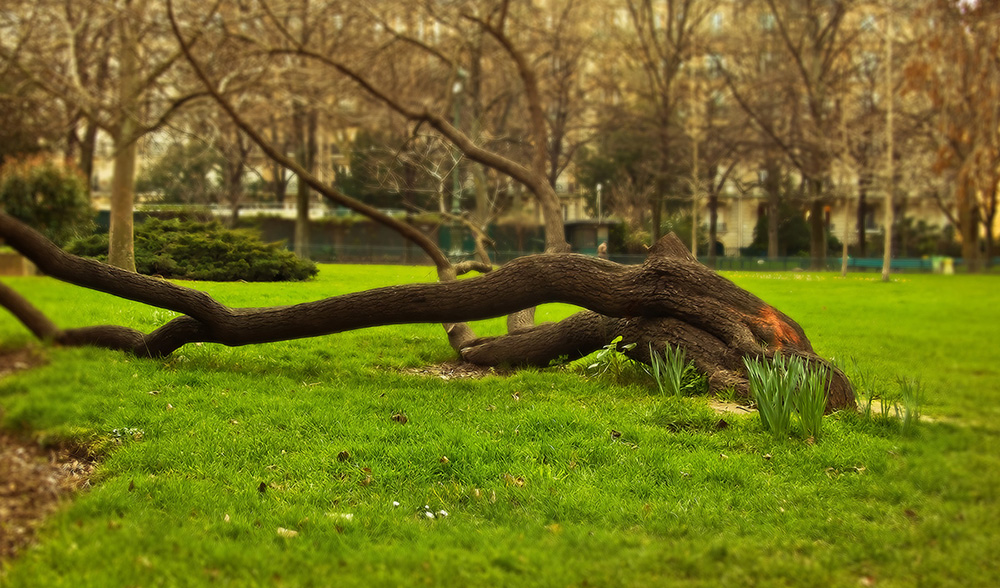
[707,54,725,77]
[711,12,724,33]
[861,14,876,32]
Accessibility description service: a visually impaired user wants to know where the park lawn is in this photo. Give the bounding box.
[0,265,997,587]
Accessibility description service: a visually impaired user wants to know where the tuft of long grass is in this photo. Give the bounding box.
[896,376,924,435]
[745,353,830,440]
[795,362,829,440]
[647,342,687,397]
[744,352,797,439]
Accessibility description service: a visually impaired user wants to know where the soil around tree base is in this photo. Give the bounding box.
[0,348,95,563]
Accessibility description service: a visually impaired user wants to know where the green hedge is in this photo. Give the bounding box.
[68,218,317,282]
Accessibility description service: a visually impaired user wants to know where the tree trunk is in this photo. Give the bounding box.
[707,189,719,269]
[107,133,137,272]
[292,105,317,259]
[106,9,140,273]
[808,180,826,271]
[957,177,981,272]
[764,162,780,259]
[856,175,869,257]
[0,212,855,412]
[78,121,99,197]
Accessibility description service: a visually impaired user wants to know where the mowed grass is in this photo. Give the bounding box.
[0,266,997,587]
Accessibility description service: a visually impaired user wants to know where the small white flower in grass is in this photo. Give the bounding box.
[276,527,298,538]
[326,513,354,522]
[392,501,400,507]
[436,510,449,518]
[424,511,435,519]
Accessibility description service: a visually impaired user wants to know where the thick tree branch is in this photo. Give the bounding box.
[0,214,854,410]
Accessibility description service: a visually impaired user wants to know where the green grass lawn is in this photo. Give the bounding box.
[1,266,998,587]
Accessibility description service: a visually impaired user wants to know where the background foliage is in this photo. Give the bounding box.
[67,217,317,281]
[0,158,93,247]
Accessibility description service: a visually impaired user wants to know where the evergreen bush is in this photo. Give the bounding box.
[68,217,317,282]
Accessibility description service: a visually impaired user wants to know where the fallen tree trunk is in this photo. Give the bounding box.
[0,212,855,411]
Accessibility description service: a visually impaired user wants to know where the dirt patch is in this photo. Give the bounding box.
[402,360,512,380]
[708,398,756,415]
[0,348,95,562]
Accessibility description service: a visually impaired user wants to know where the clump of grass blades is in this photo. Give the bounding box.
[744,353,797,439]
[896,376,924,435]
[795,363,830,440]
[647,343,686,397]
[646,343,709,398]
[744,353,829,441]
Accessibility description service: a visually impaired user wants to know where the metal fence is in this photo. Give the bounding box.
[300,244,980,273]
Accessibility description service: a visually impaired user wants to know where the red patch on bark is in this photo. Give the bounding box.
[753,306,802,349]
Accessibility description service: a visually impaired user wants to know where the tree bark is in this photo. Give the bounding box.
[0,212,855,412]
[106,0,140,272]
[107,132,137,272]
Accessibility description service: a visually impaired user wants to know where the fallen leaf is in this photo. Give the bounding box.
[337,450,351,462]
[610,430,622,439]
[391,413,408,424]
[276,527,298,538]
[439,456,450,464]
[257,482,267,493]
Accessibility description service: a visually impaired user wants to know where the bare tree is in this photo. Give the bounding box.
[618,0,719,242]
[905,0,1000,271]
[723,0,862,269]
[0,0,205,271]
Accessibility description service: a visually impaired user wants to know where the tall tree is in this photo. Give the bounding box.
[0,0,204,271]
[905,0,1000,270]
[724,0,861,269]
[618,0,719,242]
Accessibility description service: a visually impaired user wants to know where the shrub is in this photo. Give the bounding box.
[0,157,93,246]
[67,217,317,282]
